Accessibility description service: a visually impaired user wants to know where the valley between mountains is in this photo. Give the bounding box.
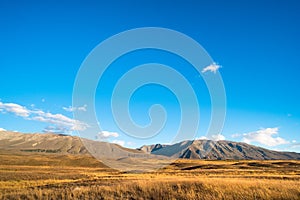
[0,131,300,199]
[1,131,299,160]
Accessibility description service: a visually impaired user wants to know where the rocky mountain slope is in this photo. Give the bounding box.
[138,140,300,160]
[1,131,299,160]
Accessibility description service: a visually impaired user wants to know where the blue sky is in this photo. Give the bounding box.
[0,0,300,152]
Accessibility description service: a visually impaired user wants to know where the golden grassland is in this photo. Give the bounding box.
[0,150,299,200]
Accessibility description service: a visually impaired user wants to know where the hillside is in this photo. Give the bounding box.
[0,131,87,154]
[139,140,300,160]
[1,131,299,160]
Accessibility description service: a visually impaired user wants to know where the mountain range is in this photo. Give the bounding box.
[0,130,299,160]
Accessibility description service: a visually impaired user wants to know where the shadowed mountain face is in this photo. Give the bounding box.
[139,140,300,160]
[1,131,299,160]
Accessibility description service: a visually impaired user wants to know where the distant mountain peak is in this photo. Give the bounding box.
[0,131,299,160]
[138,139,300,160]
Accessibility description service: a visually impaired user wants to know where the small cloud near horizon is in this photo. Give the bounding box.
[231,133,241,138]
[197,136,207,140]
[98,131,119,140]
[112,139,125,146]
[211,134,225,141]
[241,127,289,147]
[290,143,300,149]
[197,134,225,141]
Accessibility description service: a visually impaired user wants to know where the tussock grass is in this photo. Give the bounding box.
[1,178,299,200]
[0,151,299,200]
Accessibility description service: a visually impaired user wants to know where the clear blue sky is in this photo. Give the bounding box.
[0,0,299,152]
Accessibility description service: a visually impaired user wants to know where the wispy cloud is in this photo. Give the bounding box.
[197,136,208,140]
[43,126,69,134]
[231,133,241,138]
[290,142,300,149]
[98,131,119,139]
[0,128,6,131]
[97,131,127,146]
[241,127,289,147]
[197,134,225,141]
[211,134,225,141]
[0,102,30,117]
[32,111,87,132]
[126,141,135,146]
[289,140,300,149]
[63,105,87,112]
[0,101,88,134]
[202,63,221,74]
[112,139,125,146]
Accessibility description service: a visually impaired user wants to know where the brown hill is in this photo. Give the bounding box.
[1,131,299,160]
[0,131,87,154]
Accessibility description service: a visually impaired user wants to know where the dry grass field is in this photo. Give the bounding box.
[0,150,299,200]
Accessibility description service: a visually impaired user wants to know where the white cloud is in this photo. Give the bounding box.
[241,127,289,147]
[292,140,297,143]
[31,111,87,132]
[0,128,6,131]
[97,131,128,147]
[126,141,135,146]
[290,143,300,149]
[211,134,225,141]
[0,101,88,134]
[112,140,125,146]
[98,131,119,139]
[231,133,241,138]
[0,102,30,117]
[63,105,87,112]
[63,106,74,112]
[202,63,221,74]
[197,134,225,141]
[197,136,207,140]
[43,126,69,134]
